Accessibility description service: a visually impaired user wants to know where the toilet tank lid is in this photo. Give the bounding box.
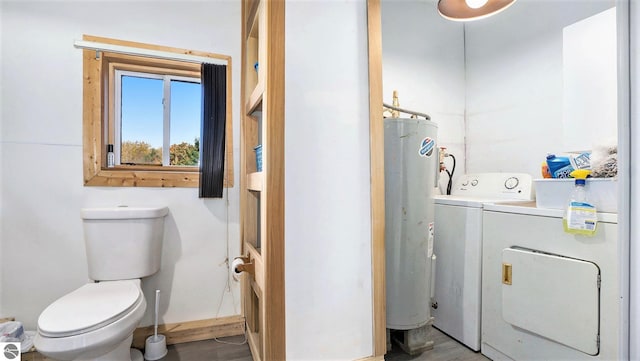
[81,206,169,220]
[37,280,142,337]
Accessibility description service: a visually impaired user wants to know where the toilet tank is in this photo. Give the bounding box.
[81,206,169,281]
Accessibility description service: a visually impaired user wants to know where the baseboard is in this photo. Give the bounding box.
[132,315,246,349]
[354,356,385,361]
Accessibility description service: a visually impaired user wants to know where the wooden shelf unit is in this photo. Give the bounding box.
[240,0,285,360]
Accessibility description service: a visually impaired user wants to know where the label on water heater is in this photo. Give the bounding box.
[419,137,435,157]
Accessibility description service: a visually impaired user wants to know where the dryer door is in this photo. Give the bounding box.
[501,248,600,355]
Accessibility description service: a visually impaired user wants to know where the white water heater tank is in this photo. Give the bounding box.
[384,118,438,330]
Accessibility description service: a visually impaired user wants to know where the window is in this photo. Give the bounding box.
[115,71,201,166]
[82,35,233,187]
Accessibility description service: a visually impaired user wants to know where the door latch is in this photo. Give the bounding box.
[502,263,512,285]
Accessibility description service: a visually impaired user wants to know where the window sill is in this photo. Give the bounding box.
[85,168,200,188]
[108,165,199,172]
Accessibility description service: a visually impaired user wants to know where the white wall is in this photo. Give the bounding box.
[629,1,639,358]
[464,0,615,176]
[382,0,466,190]
[562,7,617,151]
[0,1,242,329]
[0,0,4,319]
[285,1,373,359]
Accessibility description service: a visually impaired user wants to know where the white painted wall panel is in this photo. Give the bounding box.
[0,0,4,318]
[382,0,466,188]
[629,0,639,358]
[562,7,617,152]
[0,1,242,329]
[284,1,373,359]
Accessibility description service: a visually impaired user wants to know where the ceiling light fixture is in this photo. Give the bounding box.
[438,0,517,22]
[465,0,489,9]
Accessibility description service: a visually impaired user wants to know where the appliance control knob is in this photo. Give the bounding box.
[505,177,519,190]
[471,179,478,186]
[462,180,469,186]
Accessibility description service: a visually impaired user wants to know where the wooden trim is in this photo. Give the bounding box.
[83,34,232,63]
[240,0,250,336]
[131,315,245,349]
[354,356,385,361]
[83,48,103,185]
[85,169,199,187]
[367,0,387,358]
[239,4,260,361]
[82,35,234,188]
[105,165,198,172]
[109,62,201,79]
[263,1,286,360]
[104,52,202,73]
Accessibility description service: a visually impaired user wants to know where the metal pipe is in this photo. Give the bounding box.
[383,102,431,120]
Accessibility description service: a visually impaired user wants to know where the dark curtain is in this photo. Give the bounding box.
[199,63,227,198]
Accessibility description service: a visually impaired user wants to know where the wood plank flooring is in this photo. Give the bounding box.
[162,327,489,361]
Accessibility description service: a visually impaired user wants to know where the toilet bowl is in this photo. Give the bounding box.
[35,280,146,361]
[34,206,168,361]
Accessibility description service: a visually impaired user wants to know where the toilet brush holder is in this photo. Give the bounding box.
[144,334,167,360]
[144,289,167,360]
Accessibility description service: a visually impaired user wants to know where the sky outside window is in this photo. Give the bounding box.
[170,80,201,147]
[121,75,163,148]
[120,74,201,166]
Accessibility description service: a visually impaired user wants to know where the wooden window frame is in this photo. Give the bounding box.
[82,35,234,188]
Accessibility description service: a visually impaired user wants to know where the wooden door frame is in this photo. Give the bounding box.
[262,0,286,359]
[239,0,286,360]
[367,0,387,359]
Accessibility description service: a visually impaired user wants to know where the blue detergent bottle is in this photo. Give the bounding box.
[546,154,574,178]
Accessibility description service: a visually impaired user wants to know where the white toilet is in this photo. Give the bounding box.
[34,206,169,361]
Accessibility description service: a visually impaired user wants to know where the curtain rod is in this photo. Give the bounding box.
[73,40,228,66]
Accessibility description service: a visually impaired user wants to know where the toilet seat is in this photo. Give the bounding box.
[38,280,142,338]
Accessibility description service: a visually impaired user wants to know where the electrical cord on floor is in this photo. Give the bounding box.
[214,186,248,347]
[214,333,247,346]
[446,154,456,195]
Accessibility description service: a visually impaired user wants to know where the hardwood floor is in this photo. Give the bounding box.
[161,327,489,361]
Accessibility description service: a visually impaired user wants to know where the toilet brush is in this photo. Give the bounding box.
[144,290,167,360]
[154,289,160,341]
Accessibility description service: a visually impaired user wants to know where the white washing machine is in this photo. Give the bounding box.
[432,173,534,351]
[481,203,621,360]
